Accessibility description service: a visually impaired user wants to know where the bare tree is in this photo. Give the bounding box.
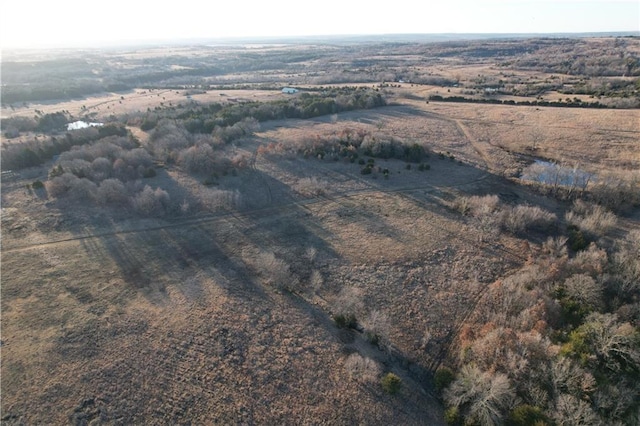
[563,274,604,311]
[132,185,170,216]
[362,310,391,350]
[553,393,600,426]
[444,364,516,426]
[581,313,640,374]
[96,178,128,206]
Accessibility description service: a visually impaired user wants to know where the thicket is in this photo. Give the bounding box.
[441,196,640,425]
[258,127,429,166]
[1,123,128,170]
[453,195,557,239]
[42,133,174,216]
[138,87,386,133]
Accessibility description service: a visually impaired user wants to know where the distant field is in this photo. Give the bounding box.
[1,88,292,120]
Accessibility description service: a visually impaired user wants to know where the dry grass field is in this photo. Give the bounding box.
[1,89,291,122]
[1,108,535,423]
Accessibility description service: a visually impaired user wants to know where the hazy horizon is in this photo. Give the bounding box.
[2,0,638,49]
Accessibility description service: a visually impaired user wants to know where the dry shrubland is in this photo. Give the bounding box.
[453,194,557,237]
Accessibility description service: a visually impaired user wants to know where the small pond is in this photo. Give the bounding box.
[520,160,596,188]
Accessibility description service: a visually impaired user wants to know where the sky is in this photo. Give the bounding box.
[1,0,639,48]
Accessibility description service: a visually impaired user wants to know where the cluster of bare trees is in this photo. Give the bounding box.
[259,127,429,165]
[453,194,557,241]
[43,134,174,216]
[439,209,640,425]
[521,162,640,213]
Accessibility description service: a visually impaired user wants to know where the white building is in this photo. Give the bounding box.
[282,87,298,94]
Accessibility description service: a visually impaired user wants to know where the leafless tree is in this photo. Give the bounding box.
[563,274,604,311]
[444,364,516,426]
[553,393,600,426]
[96,178,128,206]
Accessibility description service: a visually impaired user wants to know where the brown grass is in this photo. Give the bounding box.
[2,52,639,423]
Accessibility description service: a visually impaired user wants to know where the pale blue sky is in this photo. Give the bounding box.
[1,0,638,48]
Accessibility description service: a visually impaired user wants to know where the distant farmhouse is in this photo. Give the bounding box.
[281,87,298,94]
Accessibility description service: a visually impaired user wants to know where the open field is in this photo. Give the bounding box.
[0,138,511,424]
[2,36,640,425]
[1,88,293,122]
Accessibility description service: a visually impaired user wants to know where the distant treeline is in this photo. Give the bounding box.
[142,87,386,132]
[429,95,612,108]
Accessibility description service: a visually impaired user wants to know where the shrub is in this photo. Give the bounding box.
[200,188,241,211]
[500,204,556,234]
[333,286,363,326]
[435,367,456,394]
[542,236,569,259]
[444,406,462,426]
[132,185,170,216]
[363,310,390,349]
[96,179,128,206]
[381,372,402,395]
[567,225,589,252]
[568,243,607,276]
[404,143,427,163]
[255,251,297,291]
[565,200,617,237]
[334,313,358,329]
[590,174,640,212]
[31,180,44,189]
[294,177,328,197]
[344,353,381,383]
[310,269,323,293]
[454,194,500,217]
